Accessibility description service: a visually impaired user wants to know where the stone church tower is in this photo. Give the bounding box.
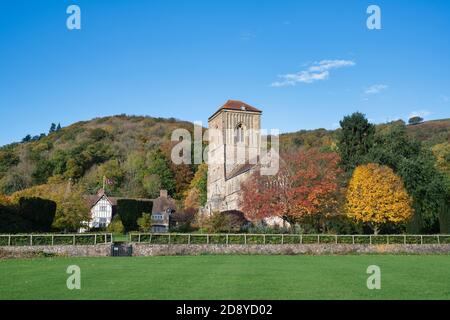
[205,100,262,213]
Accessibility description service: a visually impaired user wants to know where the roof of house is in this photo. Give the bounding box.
[152,195,176,214]
[84,193,118,208]
[209,100,262,120]
[84,189,152,209]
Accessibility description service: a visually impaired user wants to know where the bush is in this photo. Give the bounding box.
[117,199,152,232]
[0,204,30,233]
[171,208,196,232]
[107,215,124,234]
[439,197,450,233]
[137,213,152,232]
[204,211,248,233]
[209,234,227,244]
[18,197,56,232]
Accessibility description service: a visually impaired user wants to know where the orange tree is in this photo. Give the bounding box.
[345,163,413,234]
[240,149,342,230]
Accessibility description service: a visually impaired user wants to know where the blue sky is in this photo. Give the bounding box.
[0,0,449,146]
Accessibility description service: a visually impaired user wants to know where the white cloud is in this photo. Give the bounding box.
[308,60,355,72]
[271,59,355,87]
[409,110,431,119]
[364,84,388,95]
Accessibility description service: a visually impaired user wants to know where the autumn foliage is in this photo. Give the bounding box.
[240,149,342,225]
[345,163,413,234]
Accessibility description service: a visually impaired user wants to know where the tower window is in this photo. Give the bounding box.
[234,124,244,143]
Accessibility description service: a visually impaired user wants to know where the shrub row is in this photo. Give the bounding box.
[0,234,113,246]
[129,234,450,245]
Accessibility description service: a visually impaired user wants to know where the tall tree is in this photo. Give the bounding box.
[366,124,448,233]
[10,179,90,232]
[146,149,176,196]
[160,141,194,199]
[22,135,32,143]
[49,123,56,134]
[337,112,375,172]
[345,163,413,234]
[240,149,342,228]
[408,116,424,125]
[184,163,207,209]
[432,142,450,178]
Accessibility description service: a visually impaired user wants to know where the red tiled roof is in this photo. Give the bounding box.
[209,100,262,120]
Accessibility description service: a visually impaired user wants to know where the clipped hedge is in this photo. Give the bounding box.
[19,197,56,232]
[117,199,153,232]
[128,233,450,246]
[0,234,112,246]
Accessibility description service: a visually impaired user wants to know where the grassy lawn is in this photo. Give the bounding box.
[0,255,449,300]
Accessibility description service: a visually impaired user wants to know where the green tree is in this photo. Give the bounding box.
[107,215,124,234]
[184,163,208,209]
[366,124,448,233]
[0,149,20,175]
[142,174,161,198]
[32,160,55,185]
[52,189,90,232]
[22,135,32,143]
[49,123,56,134]
[337,112,375,172]
[432,142,450,178]
[98,159,124,193]
[89,128,109,141]
[408,116,424,125]
[117,199,153,232]
[137,213,152,232]
[146,149,175,195]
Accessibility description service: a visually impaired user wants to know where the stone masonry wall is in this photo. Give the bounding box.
[0,244,111,258]
[2,243,450,258]
[132,243,450,256]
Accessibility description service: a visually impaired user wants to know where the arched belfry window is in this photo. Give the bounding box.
[234,123,244,144]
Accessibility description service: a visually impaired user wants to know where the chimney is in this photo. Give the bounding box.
[160,190,168,198]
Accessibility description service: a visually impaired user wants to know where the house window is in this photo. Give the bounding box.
[99,218,107,228]
[100,205,107,212]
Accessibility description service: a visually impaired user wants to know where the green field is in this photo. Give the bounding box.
[1,255,449,300]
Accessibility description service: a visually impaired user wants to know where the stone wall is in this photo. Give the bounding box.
[2,243,449,259]
[0,244,111,258]
[132,243,450,256]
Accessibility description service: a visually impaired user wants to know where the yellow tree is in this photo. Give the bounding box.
[0,194,11,205]
[345,163,413,234]
[432,142,450,178]
[10,177,90,232]
[183,163,207,210]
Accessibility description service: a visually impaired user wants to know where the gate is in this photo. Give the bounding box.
[111,243,133,257]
